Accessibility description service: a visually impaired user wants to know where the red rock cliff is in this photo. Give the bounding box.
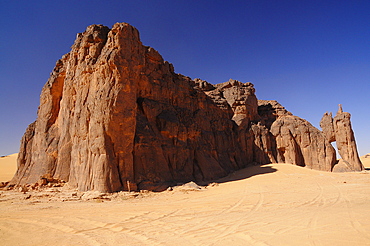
[11,23,246,191]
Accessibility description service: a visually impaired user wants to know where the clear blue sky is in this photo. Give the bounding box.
[1,0,369,156]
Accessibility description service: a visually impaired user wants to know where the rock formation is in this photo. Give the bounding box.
[10,23,363,192]
[271,115,336,171]
[320,105,364,172]
[11,23,245,192]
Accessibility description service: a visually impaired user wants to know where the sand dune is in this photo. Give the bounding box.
[0,153,17,183]
[361,153,370,168]
[1,156,370,245]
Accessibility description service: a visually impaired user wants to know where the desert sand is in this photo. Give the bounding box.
[0,154,18,183]
[0,155,370,246]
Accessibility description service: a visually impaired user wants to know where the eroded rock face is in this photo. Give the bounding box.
[10,23,362,192]
[271,115,336,171]
[320,105,364,172]
[11,23,246,192]
[320,112,336,142]
[215,79,259,126]
[258,100,292,129]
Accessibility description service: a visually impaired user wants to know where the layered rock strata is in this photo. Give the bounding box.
[10,23,363,192]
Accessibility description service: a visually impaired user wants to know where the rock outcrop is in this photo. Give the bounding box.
[10,23,363,192]
[320,105,364,172]
[271,115,336,171]
[11,23,245,192]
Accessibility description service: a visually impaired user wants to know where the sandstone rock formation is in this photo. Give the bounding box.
[320,105,364,172]
[270,115,336,171]
[11,23,245,192]
[10,23,363,192]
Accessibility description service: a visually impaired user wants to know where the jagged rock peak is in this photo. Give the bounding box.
[193,78,259,125]
[337,104,343,114]
[257,100,292,129]
[215,79,254,90]
[215,79,258,126]
[193,78,215,91]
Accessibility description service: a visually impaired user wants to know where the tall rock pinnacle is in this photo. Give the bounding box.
[320,105,364,172]
[10,23,363,192]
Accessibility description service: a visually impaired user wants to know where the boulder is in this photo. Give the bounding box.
[332,159,354,172]
[81,191,106,201]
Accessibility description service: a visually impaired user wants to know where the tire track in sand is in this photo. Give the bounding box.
[340,185,370,240]
[2,218,101,246]
[273,179,343,237]
[306,181,325,246]
[212,184,264,242]
[178,181,251,237]
[71,209,184,246]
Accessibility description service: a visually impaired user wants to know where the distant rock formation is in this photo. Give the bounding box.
[320,105,364,172]
[10,23,363,192]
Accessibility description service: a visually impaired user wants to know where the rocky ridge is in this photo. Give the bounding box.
[9,23,364,192]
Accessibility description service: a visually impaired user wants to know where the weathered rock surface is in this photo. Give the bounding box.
[11,23,245,192]
[320,112,336,142]
[271,115,336,171]
[10,23,363,192]
[201,81,280,165]
[320,105,364,172]
[258,100,292,129]
[215,79,259,126]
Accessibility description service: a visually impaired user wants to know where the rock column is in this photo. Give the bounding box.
[320,105,364,172]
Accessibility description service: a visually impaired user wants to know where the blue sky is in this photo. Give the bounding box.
[1,0,369,156]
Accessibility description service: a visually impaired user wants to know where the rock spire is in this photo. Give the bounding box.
[320,105,364,172]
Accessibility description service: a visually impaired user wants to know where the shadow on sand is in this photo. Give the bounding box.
[146,165,277,191]
[209,164,277,185]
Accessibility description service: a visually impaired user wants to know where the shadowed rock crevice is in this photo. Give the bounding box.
[10,23,363,192]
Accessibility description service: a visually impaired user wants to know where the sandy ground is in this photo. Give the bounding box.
[0,154,17,183]
[0,155,370,246]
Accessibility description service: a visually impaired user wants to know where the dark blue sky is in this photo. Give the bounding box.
[1,0,369,156]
